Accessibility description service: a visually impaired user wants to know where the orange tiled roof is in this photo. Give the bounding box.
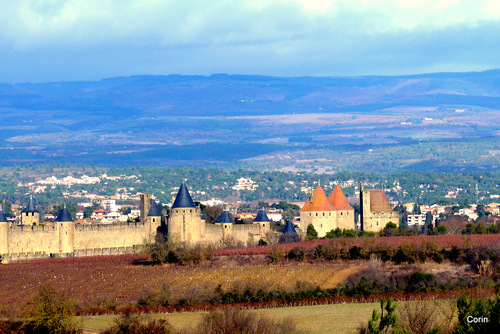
[369,190,393,212]
[300,185,335,212]
[328,185,354,211]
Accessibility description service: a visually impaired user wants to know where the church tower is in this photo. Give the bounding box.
[22,196,40,226]
[167,183,203,242]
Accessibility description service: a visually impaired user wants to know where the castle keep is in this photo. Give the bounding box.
[299,184,398,237]
[360,184,400,232]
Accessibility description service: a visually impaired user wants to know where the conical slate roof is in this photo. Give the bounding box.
[254,209,270,222]
[216,211,232,224]
[147,199,162,216]
[328,185,354,211]
[300,185,335,212]
[23,196,38,213]
[55,207,73,222]
[282,220,297,234]
[171,183,195,209]
[0,212,8,223]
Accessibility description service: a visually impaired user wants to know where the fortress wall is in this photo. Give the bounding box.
[299,211,337,237]
[337,210,355,230]
[7,225,59,254]
[73,223,147,250]
[204,223,223,242]
[363,211,399,232]
[232,224,260,244]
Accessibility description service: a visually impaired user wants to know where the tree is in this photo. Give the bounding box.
[359,299,398,334]
[476,204,486,219]
[203,205,223,224]
[425,211,434,235]
[436,225,448,235]
[84,206,97,219]
[24,284,81,334]
[305,224,318,240]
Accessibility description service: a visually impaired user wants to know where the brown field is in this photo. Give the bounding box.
[0,255,353,315]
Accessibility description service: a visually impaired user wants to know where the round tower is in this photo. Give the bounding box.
[0,212,9,256]
[56,206,74,254]
[146,198,162,240]
[216,210,233,240]
[253,209,271,237]
[167,183,203,243]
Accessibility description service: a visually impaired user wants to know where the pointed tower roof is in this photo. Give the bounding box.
[0,212,8,223]
[23,196,38,213]
[55,207,73,222]
[300,185,335,212]
[147,199,162,216]
[328,185,354,211]
[171,183,195,209]
[216,210,233,224]
[254,209,270,222]
[282,220,297,234]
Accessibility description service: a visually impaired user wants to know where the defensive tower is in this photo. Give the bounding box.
[167,183,203,242]
[56,206,74,254]
[21,195,40,226]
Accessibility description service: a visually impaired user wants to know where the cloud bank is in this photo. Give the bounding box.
[0,0,498,82]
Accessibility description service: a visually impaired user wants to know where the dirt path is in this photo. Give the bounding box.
[321,264,366,289]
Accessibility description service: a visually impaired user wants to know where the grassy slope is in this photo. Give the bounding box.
[79,302,378,334]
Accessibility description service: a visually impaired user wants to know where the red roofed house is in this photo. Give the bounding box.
[360,184,399,232]
[299,184,355,237]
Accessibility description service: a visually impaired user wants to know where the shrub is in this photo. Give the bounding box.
[269,244,286,263]
[23,284,82,334]
[305,224,318,240]
[102,314,174,334]
[454,293,500,334]
[349,246,362,260]
[144,237,215,266]
[358,299,398,334]
[192,307,297,334]
[287,246,305,261]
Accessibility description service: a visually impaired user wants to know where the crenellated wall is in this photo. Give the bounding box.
[6,225,59,255]
[0,218,161,264]
[73,222,151,250]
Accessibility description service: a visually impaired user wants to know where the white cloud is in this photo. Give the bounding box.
[0,0,498,81]
[1,0,498,50]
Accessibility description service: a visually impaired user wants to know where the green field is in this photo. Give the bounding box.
[79,302,378,334]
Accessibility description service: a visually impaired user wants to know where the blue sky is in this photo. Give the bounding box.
[0,0,499,83]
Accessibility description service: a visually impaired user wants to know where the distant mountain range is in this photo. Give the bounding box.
[0,70,499,172]
[1,69,499,116]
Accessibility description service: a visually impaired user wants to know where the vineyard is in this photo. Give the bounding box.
[215,234,500,256]
[0,255,350,315]
[1,233,499,316]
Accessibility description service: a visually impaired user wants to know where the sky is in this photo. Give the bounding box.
[0,0,499,83]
